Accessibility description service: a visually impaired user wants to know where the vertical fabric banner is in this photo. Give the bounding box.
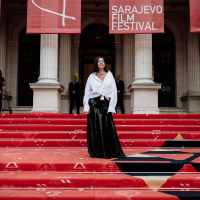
[190,0,200,32]
[109,0,164,34]
[27,0,81,34]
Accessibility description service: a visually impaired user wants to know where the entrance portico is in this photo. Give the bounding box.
[0,0,200,114]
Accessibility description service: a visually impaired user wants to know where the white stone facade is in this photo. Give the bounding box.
[0,0,200,113]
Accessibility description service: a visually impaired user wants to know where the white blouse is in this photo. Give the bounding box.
[83,70,117,114]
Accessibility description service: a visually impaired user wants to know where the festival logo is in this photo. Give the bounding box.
[109,0,164,34]
[190,0,200,33]
[27,0,81,34]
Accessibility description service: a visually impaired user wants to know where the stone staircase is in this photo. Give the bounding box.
[0,113,199,199]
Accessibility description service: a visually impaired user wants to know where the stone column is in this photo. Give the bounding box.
[59,34,71,113]
[10,41,19,107]
[123,34,135,93]
[30,34,64,113]
[71,41,79,79]
[5,14,12,96]
[187,34,200,94]
[38,34,59,83]
[181,18,200,113]
[0,10,7,94]
[123,34,135,113]
[134,34,154,84]
[128,34,161,114]
[175,42,184,108]
[183,18,188,95]
[115,42,123,77]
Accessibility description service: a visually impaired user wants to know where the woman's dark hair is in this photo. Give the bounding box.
[92,56,107,73]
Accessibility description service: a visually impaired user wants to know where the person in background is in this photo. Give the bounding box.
[115,74,125,114]
[0,70,5,113]
[69,75,80,114]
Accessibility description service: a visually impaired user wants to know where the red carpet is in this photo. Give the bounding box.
[0,113,200,199]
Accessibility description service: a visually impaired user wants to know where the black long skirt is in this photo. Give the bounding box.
[87,96,126,159]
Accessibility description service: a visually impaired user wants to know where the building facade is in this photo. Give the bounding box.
[0,0,200,113]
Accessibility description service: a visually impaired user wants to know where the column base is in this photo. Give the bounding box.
[128,83,161,114]
[29,83,64,113]
[181,96,200,113]
[130,108,160,114]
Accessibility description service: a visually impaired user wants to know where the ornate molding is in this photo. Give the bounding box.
[12,18,27,41]
[164,18,182,43]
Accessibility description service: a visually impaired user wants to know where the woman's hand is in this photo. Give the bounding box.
[84,110,90,114]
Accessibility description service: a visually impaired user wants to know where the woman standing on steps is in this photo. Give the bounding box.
[83,56,126,159]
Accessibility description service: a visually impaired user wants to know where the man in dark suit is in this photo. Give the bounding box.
[69,76,80,114]
[115,74,125,114]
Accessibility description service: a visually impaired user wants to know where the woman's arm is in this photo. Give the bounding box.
[107,75,117,114]
[83,75,91,113]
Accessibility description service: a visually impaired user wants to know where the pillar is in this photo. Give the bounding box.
[5,14,12,96]
[175,42,184,108]
[71,41,79,78]
[0,9,6,94]
[134,34,154,84]
[123,34,135,113]
[30,34,64,113]
[128,34,161,114]
[181,17,200,113]
[187,34,200,94]
[38,34,59,83]
[115,41,123,78]
[183,18,188,95]
[10,41,19,106]
[123,34,135,93]
[59,34,71,113]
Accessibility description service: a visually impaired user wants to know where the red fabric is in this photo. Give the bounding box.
[1,131,200,140]
[0,114,200,147]
[1,113,200,119]
[0,139,166,148]
[0,189,183,200]
[27,0,81,34]
[0,114,200,199]
[1,118,200,125]
[190,0,200,32]
[1,124,200,132]
[0,148,199,172]
[109,0,164,34]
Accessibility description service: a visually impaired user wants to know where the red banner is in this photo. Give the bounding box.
[109,0,164,34]
[27,0,81,34]
[190,0,200,33]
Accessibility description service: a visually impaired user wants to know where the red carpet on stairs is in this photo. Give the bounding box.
[0,113,200,199]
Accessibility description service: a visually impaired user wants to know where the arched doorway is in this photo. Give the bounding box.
[80,24,115,99]
[153,27,175,107]
[18,28,40,106]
